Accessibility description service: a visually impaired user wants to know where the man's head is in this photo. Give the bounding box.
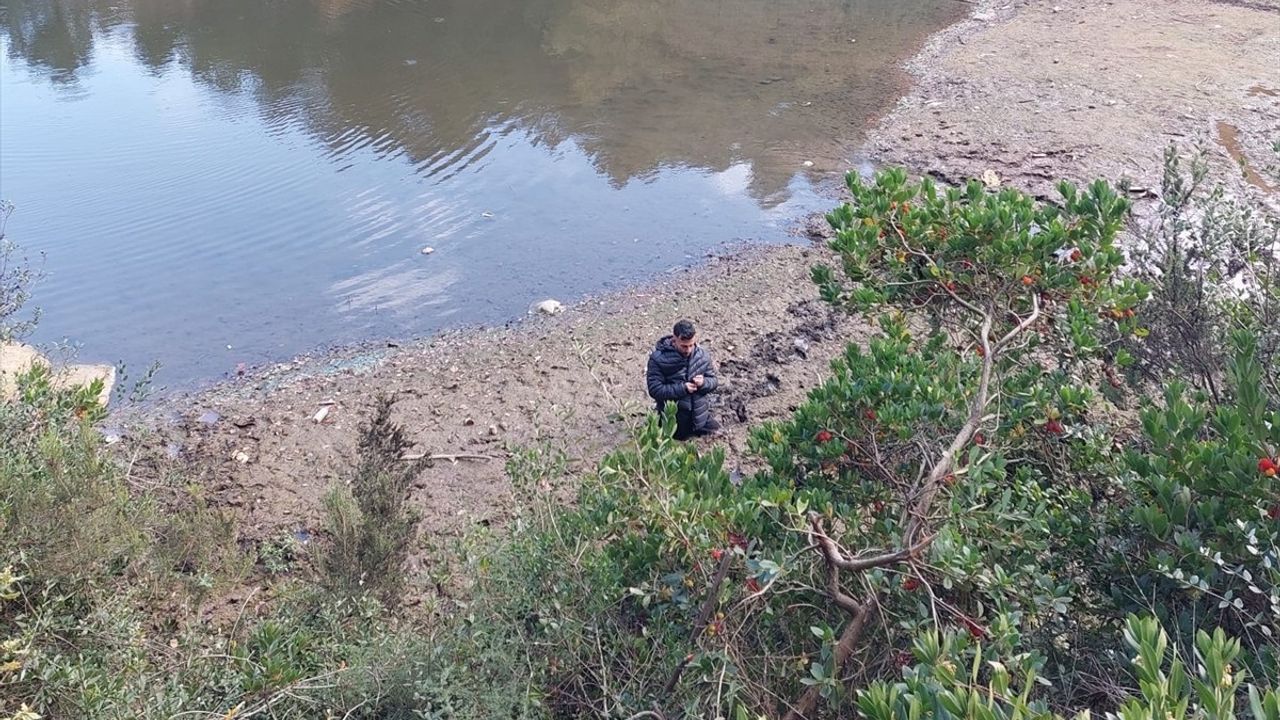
[672,319,696,357]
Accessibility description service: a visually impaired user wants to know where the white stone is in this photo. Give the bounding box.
[535,299,564,315]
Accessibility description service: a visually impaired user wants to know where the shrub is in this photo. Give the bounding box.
[319,395,431,606]
[1,366,139,582]
[1125,147,1280,402]
[1112,332,1279,676]
[0,201,40,343]
[859,615,1280,720]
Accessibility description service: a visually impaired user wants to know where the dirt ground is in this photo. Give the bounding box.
[866,0,1280,211]
[116,0,1280,569]
[121,242,869,553]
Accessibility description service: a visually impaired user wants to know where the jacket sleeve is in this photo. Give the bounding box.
[647,355,688,401]
[696,357,718,394]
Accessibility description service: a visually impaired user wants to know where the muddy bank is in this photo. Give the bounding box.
[867,0,1280,210]
[122,243,869,553]
[117,0,1280,569]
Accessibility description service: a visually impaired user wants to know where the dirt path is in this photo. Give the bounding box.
[117,0,1280,565]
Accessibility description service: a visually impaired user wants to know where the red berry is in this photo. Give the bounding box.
[902,577,921,592]
[1268,506,1280,521]
[864,409,877,421]
[711,548,725,561]
[943,474,957,487]
[1259,457,1276,473]
[1070,249,1083,262]
[745,577,762,593]
[975,345,986,358]
[728,532,748,550]
[1021,275,1035,286]
[1046,419,1065,435]
[974,432,986,446]
[870,500,886,514]
[815,430,834,444]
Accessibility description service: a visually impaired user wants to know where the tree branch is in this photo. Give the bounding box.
[995,292,1042,350]
[809,514,935,574]
[783,516,880,720]
[904,313,995,546]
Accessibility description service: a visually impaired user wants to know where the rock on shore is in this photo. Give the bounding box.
[1,341,116,406]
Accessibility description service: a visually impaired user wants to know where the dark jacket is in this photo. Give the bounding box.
[646,336,718,431]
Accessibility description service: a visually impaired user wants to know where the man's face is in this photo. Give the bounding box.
[673,334,696,357]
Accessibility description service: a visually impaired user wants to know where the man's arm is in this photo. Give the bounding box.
[647,355,690,400]
[696,362,718,394]
[693,350,718,394]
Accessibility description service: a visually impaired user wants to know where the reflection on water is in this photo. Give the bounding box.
[0,0,961,385]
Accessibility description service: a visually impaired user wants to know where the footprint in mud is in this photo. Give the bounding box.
[714,300,842,424]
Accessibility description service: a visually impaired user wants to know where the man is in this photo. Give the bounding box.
[646,319,720,440]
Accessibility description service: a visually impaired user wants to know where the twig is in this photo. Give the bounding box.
[995,293,1042,350]
[574,340,622,413]
[657,540,743,708]
[809,515,936,574]
[904,313,995,546]
[785,310,1007,718]
[693,545,738,634]
[399,452,497,462]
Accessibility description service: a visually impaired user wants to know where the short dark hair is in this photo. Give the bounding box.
[673,320,696,340]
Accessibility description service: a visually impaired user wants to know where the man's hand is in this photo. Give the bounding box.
[685,382,698,394]
[692,375,705,388]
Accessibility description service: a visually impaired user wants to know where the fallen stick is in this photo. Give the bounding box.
[400,452,498,462]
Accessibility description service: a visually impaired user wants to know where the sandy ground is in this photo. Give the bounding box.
[116,0,1280,575]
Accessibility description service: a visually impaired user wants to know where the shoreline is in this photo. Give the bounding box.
[114,0,1280,558]
[117,185,848,414]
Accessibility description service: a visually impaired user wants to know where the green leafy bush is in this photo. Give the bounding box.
[1113,332,1279,676]
[859,616,1280,720]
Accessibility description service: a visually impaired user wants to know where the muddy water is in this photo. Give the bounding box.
[0,0,961,387]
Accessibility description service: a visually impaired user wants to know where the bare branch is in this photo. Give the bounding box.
[904,312,995,545]
[995,292,1042,350]
[809,514,935,575]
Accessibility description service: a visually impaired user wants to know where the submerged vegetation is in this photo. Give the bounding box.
[2,149,1279,719]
